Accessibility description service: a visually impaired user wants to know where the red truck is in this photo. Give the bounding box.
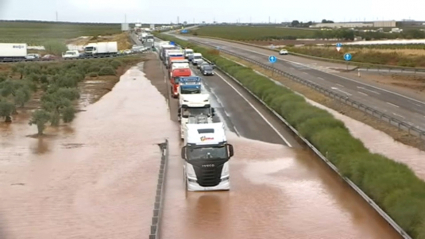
[170,68,191,98]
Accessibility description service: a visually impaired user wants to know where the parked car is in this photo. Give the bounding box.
[25,53,40,61]
[279,49,289,55]
[41,54,58,61]
[201,65,214,76]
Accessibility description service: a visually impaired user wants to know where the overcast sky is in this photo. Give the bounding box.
[0,0,423,23]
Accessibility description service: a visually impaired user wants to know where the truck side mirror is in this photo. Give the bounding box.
[211,108,215,116]
[226,144,234,158]
[181,146,187,160]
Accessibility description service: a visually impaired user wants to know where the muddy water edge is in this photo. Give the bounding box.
[144,53,401,239]
[0,58,178,238]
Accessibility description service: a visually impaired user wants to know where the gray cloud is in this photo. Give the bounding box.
[0,0,423,23]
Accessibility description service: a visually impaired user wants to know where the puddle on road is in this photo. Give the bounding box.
[307,99,425,181]
[0,63,178,239]
[161,132,400,239]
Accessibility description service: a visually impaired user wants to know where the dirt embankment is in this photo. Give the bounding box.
[66,32,133,50]
[222,53,425,151]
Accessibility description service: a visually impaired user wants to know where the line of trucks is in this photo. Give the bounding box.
[155,40,235,192]
[0,41,141,62]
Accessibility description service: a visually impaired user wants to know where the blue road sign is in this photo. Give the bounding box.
[344,53,352,61]
[269,56,277,63]
[336,43,342,47]
[170,41,175,45]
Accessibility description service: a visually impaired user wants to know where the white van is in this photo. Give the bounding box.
[192,53,203,65]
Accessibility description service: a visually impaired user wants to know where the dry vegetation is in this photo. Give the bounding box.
[66,32,133,51]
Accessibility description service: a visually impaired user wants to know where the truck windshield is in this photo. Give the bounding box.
[194,56,202,59]
[181,107,211,118]
[187,145,228,160]
[180,87,201,94]
[85,47,94,51]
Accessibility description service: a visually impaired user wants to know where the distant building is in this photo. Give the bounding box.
[373,21,396,27]
[311,22,373,28]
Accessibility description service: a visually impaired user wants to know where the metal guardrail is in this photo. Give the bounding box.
[149,139,169,239]
[190,39,425,141]
[195,36,425,73]
[158,37,413,239]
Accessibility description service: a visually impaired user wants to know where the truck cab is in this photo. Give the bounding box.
[170,68,191,98]
[181,122,234,191]
[178,94,215,139]
[62,50,80,59]
[184,49,194,59]
[178,76,202,96]
[167,56,186,69]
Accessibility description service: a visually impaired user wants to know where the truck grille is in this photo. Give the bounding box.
[192,164,225,187]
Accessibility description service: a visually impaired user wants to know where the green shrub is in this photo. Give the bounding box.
[98,66,116,76]
[88,72,98,77]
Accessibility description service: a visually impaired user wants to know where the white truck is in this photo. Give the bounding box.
[192,53,203,65]
[84,42,118,58]
[62,50,80,59]
[178,94,215,139]
[181,121,234,191]
[184,48,194,59]
[0,43,27,62]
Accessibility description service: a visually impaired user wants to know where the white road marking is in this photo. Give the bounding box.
[415,104,423,108]
[317,77,324,81]
[356,86,380,95]
[358,91,368,96]
[386,102,399,108]
[336,84,344,88]
[215,71,293,147]
[392,112,405,119]
[331,87,352,96]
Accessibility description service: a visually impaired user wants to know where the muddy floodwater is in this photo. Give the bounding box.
[308,99,425,180]
[0,63,177,238]
[161,132,401,239]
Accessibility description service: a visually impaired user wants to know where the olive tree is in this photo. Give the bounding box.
[0,80,33,108]
[0,100,15,122]
[29,110,51,135]
[41,88,79,126]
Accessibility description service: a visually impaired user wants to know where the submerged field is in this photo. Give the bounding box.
[0,21,122,45]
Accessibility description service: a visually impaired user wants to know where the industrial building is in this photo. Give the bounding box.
[311,20,397,28]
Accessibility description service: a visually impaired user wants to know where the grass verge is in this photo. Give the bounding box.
[156,33,425,238]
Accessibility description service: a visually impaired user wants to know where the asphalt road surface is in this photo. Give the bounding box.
[154,54,401,238]
[174,35,425,131]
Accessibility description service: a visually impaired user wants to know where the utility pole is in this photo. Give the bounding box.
[56,11,58,21]
[269,16,270,24]
[177,16,179,24]
[125,14,127,23]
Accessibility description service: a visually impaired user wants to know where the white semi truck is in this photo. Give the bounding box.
[178,94,215,139]
[84,42,118,58]
[181,120,234,191]
[0,43,27,62]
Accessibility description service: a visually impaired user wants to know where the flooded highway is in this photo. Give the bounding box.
[0,54,403,239]
[152,55,402,238]
[0,63,177,238]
